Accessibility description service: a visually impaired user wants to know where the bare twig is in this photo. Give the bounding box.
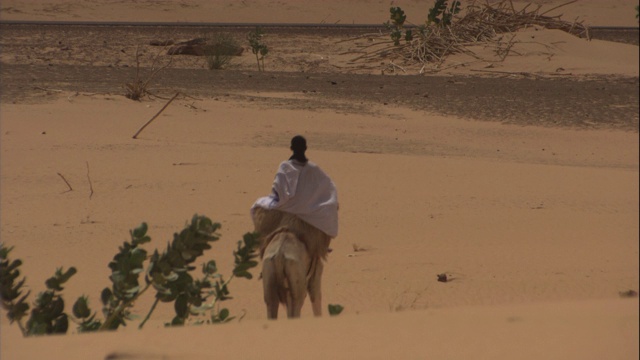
[86,161,94,199]
[470,68,532,77]
[538,0,578,17]
[132,92,180,139]
[180,93,203,101]
[57,173,73,192]
[388,61,407,74]
[34,87,63,93]
[125,43,174,100]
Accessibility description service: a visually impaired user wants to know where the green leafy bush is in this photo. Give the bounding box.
[204,32,240,70]
[1,215,260,336]
[247,27,269,71]
[385,7,412,46]
[386,1,462,46]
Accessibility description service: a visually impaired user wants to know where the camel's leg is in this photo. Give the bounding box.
[262,260,279,320]
[284,258,308,318]
[308,260,323,317]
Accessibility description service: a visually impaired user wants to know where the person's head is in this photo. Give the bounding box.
[289,135,308,163]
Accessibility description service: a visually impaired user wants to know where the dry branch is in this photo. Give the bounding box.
[345,0,589,71]
[86,161,94,199]
[57,173,73,192]
[125,44,174,101]
[132,92,180,139]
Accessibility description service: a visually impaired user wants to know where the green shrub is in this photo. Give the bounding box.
[1,215,260,336]
[204,33,240,70]
[428,0,461,27]
[247,27,269,71]
[386,1,462,46]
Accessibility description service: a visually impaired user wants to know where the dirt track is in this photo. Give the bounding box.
[1,23,638,131]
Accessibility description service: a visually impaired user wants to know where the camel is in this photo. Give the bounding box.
[253,207,330,319]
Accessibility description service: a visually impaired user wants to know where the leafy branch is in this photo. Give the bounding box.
[0,245,29,334]
[166,231,260,326]
[385,1,462,47]
[385,7,414,46]
[1,245,77,336]
[247,27,269,71]
[1,215,260,336]
[428,0,461,27]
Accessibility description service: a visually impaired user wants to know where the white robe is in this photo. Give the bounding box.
[251,160,338,238]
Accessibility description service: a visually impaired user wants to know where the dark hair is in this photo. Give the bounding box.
[289,135,308,163]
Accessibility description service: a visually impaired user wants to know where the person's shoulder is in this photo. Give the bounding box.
[277,160,294,169]
[278,160,303,174]
[305,161,330,176]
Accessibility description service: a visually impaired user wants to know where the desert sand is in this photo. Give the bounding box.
[1,1,638,359]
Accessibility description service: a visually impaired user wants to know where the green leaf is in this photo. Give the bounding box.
[72,296,91,318]
[51,297,65,317]
[233,270,252,280]
[4,258,22,272]
[44,277,61,292]
[28,322,48,335]
[203,260,217,275]
[58,267,77,284]
[101,288,113,306]
[7,299,29,323]
[328,304,344,316]
[132,222,148,240]
[405,29,413,42]
[0,244,13,259]
[52,314,69,334]
[219,308,230,321]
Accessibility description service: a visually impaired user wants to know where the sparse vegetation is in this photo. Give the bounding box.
[385,7,410,45]
[1,215,260,336]
[427,0,461,27]
[247,27,269,71]
[204,32,240,70]
[350,0,590,73]
[125,45,173,100]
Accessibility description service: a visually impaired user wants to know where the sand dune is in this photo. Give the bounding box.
[1,1,638,359]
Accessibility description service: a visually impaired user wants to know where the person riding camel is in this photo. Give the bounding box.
[251,135,339,251]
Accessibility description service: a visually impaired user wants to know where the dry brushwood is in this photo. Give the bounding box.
[125,45,173,101]
[346,0,589,71]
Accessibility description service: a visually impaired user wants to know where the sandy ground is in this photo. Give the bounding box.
[1,0,639,26]
[1,1,639,359]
